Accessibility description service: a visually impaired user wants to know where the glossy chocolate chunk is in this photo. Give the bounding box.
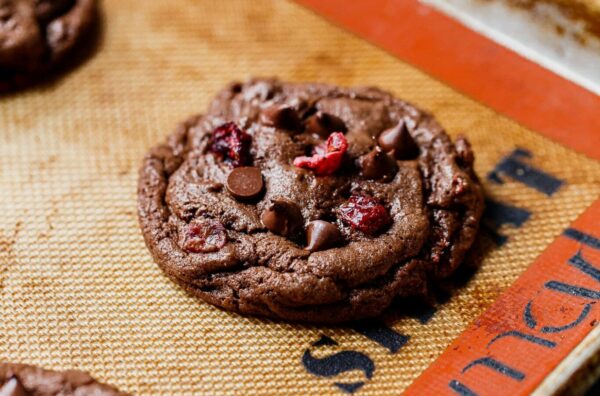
[0,377,29,396]
[261,199,304,238]
[377,121,419,160]
[260,104,302,131]
[306,220,341,252]
[359,147,398,181]
[305,111,347,138]
[226,167,264,200]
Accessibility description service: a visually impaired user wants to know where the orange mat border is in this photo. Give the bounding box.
[405,200,600,395]
[297,0,600,161]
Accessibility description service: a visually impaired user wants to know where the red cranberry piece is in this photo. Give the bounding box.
[293,132,348,176]
[208,122,252,167]
[183,219,227,253]
[339,194,392,235]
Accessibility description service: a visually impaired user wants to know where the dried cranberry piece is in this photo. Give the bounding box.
[208,122,252,167]
[293,132,348,176]
[339,194,392,235]
[182,219,227,253]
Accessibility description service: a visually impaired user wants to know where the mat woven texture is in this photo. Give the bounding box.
[1,1,599,394]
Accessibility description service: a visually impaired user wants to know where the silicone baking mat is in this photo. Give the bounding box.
[0,0,599,395]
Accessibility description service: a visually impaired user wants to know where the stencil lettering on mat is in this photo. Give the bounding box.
[447,229,600,396]
[302,335,375,394]
[481,199,530,246]
[301,322,413,394]
[483,148,563,245]
[301,148,564,394]
[488,148,563,196]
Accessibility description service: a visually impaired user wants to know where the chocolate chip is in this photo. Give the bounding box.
[377,121,419,160]
[295,98,315,118]
[206,182,224,192]
[226,167,264,200]
[230,82,243,93]
[359,147,398,181]
[305,112,347,138]
[306,220,341,252]
[261,199,304,238]
[0,377,28,396]
[260,104,302,131]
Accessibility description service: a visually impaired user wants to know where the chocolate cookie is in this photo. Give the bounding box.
[138,79,484,323]
[0,0,97,90]
[0,363,126,395]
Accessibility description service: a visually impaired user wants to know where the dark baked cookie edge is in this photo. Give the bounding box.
[137,80,484,323]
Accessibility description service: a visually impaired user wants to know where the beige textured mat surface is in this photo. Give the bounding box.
[1,0,599,394]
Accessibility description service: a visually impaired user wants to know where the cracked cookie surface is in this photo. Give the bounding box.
[138,79,484,323]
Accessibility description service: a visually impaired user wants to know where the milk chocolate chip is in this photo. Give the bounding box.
[0,377,28,396]
[260,104,301,131]
[261,199,304,238]
[226,167,264,200]
[378,121,419,160]
[359,147,398,181]
[305,111,347,138]
[306,220,341,252]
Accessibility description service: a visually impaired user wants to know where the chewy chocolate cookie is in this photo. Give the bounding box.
[138,79,484,323]
[0,0,97,90]
[0,363,126,395]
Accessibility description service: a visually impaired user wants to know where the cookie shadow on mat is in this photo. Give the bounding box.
[374,230,497,328]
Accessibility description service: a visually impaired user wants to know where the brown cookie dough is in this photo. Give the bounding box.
[0,0,97,90]
[0,363,127,395]
[137,79,484,323]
